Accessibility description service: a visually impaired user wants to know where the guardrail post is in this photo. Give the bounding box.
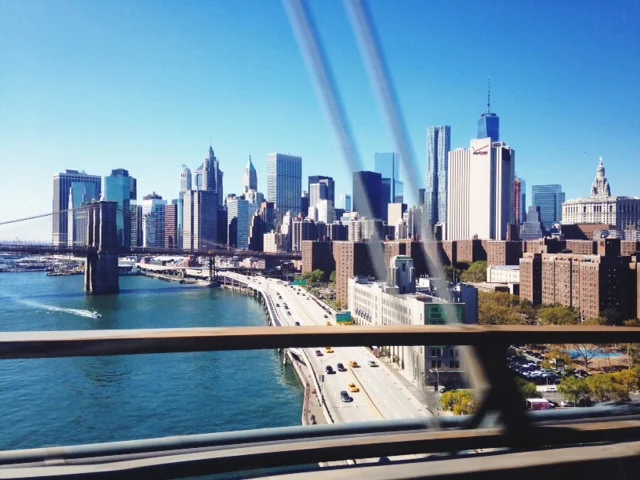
[465,344,533,446]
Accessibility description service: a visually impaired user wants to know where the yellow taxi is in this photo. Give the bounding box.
[348,383,360,392]
[325,347,334,354]
[326,321,332,326]
[349,361,359,368]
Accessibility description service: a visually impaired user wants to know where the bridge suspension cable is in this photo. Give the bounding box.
[0,204,126,227]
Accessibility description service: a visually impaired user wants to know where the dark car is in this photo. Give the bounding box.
[340,391,353,403]
[325,365,335,374]
[337,363,346,372]
[287,311,292,316]
[295,321,300,326]
[324,314,328,318]
[315,350,323,356]
[276,303,281,307]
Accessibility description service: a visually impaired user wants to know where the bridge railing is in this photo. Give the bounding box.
[2,325,640,478]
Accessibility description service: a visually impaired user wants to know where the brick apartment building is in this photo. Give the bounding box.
[301,241,335,282]
[333,241,376,306]
[520,239,637,320]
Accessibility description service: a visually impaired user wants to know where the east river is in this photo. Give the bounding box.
[0,273,303,450]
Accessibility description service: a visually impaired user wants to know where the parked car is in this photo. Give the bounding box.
[561,400,575,407]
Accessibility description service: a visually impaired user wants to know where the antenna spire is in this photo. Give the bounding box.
[487,76,491,114]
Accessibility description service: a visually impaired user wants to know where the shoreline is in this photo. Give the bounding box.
[221,280,329,426]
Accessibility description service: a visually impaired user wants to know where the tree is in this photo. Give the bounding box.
[515,377,540,398]
[538,305,579,325]
[517,299,537,324]
[622,319,640,368]
[459,261,487,283]
[558,377,590,405]
[479,301,524,325]
[601,309,622,326]
[611,369,640,398]
[440,390,477,415]
[571,344,602,372]
[585,374,627,402]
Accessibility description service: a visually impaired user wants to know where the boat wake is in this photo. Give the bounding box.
[16,299,102,318]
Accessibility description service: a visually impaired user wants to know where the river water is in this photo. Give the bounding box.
[0,273,303,450]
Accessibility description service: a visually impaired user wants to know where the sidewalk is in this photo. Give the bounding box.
[378,355,441,415]
[288,352,328,425]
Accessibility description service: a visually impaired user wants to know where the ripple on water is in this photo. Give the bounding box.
[0,274,303,450]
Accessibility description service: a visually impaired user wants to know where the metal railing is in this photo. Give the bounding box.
[2,325,640,478]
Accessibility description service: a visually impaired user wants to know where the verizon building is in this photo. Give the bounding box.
[447,138,515,241]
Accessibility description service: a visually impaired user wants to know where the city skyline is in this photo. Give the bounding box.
[2,1,640,240]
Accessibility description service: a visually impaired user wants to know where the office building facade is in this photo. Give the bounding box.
[227,197,258,249]
[141,193,167,248]
[532,184,565,233]
[52,170,102,246]
[308,176,334,204]
[520,206,544,240]
[352,171,383,221]
[374,152,404,203]
[164,202,178,249]
[447,138,515,241]
[425,126,452,227]
[348,256,474,389]
[104,168,137,248]
[267,153,302,221]
[180,165,192,193]
[341,194,352,212]
[514,176,525,224]
[182,190,218,250]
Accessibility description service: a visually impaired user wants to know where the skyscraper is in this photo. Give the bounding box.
[104,168,137,248]
[477,78,499,142]
[227,196,258,249]
[374,152,404,204]
[425,125,452,226]
[447,138,515,241]
[196,146,224,204]
[513,176,524,225]
[341,194,352,211]
[520,206,543,240]
[308,176,335,204]
[352,171,383,220]
[309,182,328,209]
[242,155,258,193]
[141,193,167,248]
[165,202,178,248]
[267,153,302,221]
[180,165,192,193]
[182,190,218,250]
[531,184,565,233]
[67,183,97,247]
[52,170,102,246]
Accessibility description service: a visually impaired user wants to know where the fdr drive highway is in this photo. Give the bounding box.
[224,273,431,425]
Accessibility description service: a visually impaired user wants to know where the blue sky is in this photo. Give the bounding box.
[1,0,639,240]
